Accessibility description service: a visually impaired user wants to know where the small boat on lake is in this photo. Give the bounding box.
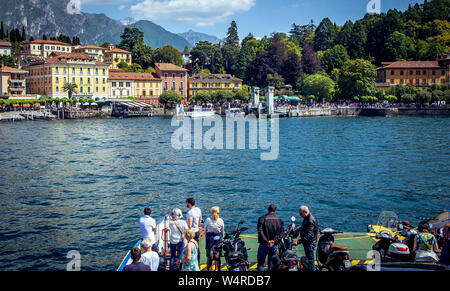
[184,106,216,118]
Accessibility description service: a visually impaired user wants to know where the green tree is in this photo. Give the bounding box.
[191,91,212,104]
[302,73,336,103]
[314,18,338,51]
[384,31,414,61]
[348,21,367,59]
[338,59,376,100]
[320,45,350,74]
[132,42,153,70]
[190,41,215,72]
[118,27,144,52]
[415,90,432,106]
[266,73,285,89]
[222,21,240,75]
[336,20,353,47]
[234,88,250,102]
[213,90,235,104]
[159,91,184,107]
[63,83,79,99]
[152,45,183,66]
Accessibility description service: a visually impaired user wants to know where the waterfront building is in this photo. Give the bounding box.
[155,63,188,99]
[22,40,72,58]
[0,41,12,56]
[104,48,132,69]
[73,45,107,62]
[376,57,450,89]
[23,52,109,99]
[188,72,243,99]
[0,65,27,96]
[108,71,161,104]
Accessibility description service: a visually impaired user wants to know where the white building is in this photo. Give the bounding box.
[0,41,12,56]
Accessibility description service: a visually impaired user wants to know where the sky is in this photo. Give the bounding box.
[78,0,424,39]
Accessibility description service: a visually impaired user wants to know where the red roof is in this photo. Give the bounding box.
[155,62,188,72]
[109,72,161,81]
[105,48,131,54]
[27,40,72,46]
[0,41,12,47]
[0,66,28,73]
[377,61,445,70]
[75,45,107,50]
[26,52,108,66]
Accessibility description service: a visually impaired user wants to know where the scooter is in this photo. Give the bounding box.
[372,230,411,262]
[316,228,351,271]
[273,216,301,271]
[212,220,250,271]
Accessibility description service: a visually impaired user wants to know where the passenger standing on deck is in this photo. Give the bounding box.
[257,204,284,271]
[413,221,440,260]
[186,198,202,265]
[294,205,318,271]
[139,207,156,244]
[123,248,151,271]
[204,206,225,271]
[440,223,450,265]
[168,208,188,271]
[140,239,160,271]
[177,229,200,271]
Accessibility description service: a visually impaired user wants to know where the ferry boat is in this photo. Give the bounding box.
[184,106,217,118]
[118,211,449,271]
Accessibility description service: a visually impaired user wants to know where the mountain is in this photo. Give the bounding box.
[128,20,191,50]
[178,30,221,47]
[0,0,124,45]
[0,0,191,50]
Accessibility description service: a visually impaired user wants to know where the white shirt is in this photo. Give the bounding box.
[186,207,202,233]
[169,219,188,244]
[141,251,159,271]
[139,215,156,242]
[204,217,224,236]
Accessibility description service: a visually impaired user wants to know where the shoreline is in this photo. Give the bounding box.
[0,107,449,122]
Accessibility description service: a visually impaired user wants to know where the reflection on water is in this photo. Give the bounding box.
[0,117,448,270]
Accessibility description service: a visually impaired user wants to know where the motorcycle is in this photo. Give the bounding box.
[211,220,250,271]
[273,216,301,271]
[372,230,412,262]
[316,228,351,271]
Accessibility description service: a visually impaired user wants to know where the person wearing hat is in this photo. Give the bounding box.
[169,208,188,271]
[140,239,159,271]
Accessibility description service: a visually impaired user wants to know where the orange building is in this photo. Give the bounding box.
[0,66,27,96]
[376,57,449,89]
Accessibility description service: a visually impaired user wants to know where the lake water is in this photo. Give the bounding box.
[0,116,448,270]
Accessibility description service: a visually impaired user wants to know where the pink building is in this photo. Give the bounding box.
[155,63,188,99]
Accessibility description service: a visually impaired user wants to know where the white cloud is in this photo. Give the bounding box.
[129,0,256,27]
[81,0,131,5]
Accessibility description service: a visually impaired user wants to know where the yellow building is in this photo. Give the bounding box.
[108,70,162,104]
[73,45,107,62]
[188,73,243,99]
[24,52,109,99]
[104,48,132,69]
[376,59,449,89]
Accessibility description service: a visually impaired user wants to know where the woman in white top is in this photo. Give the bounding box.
[168,208,188,271]
[204,206,225,271]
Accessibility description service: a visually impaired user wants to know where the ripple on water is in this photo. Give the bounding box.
[0,116,448,270]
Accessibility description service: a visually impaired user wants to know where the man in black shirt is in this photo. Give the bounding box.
[294,205,318,270]
[257,204,284,271]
